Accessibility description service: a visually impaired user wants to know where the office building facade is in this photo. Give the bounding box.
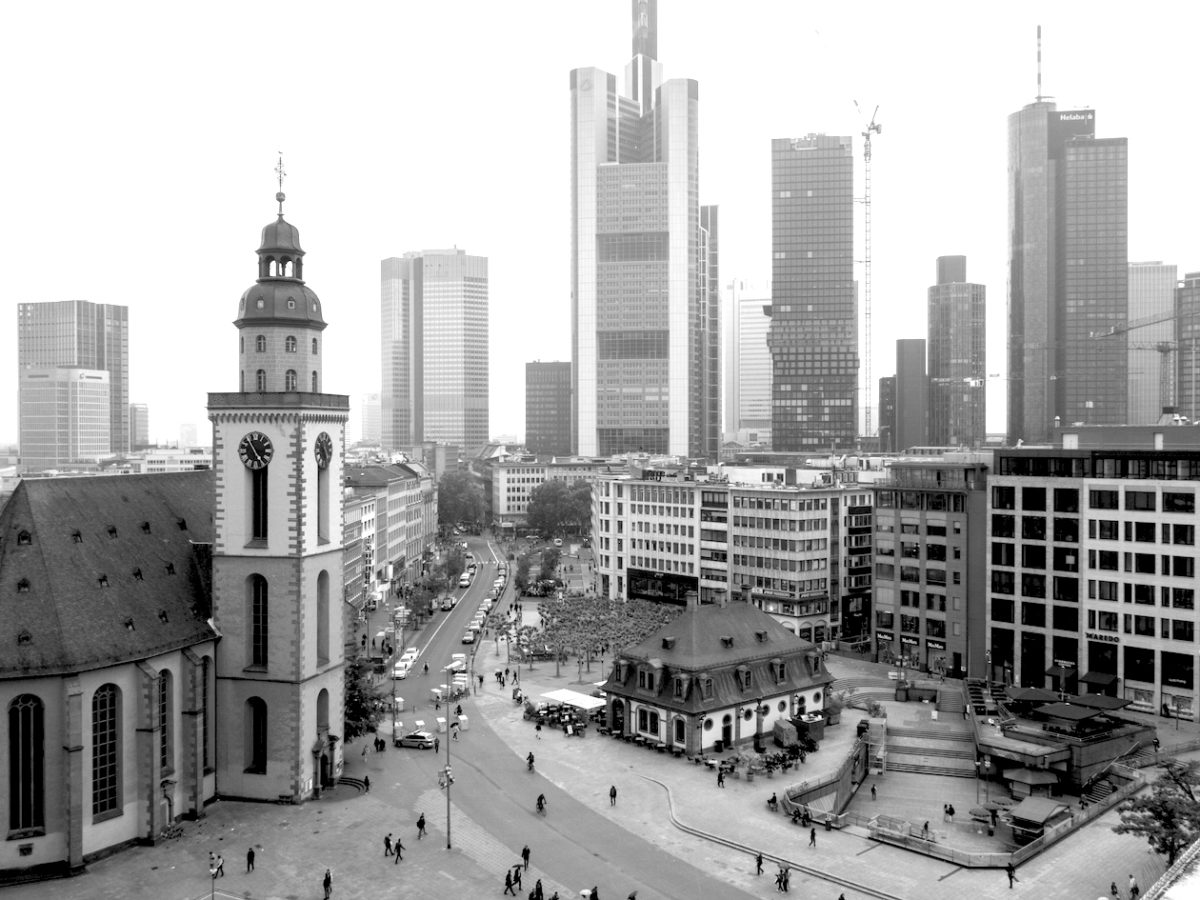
[570,0,717,459]
[1008,104,1128,442]
[927,256,986,447]
[1175,273,1200,421]
[129,402,150,450]
[725,282,772,446]
[17,300,129,466]
[894,339,928,453]
[1126,262,1176,423]
[525,361,572,456]
[768,135,857,452]
[381,249,489,453]
[17,367,110,471]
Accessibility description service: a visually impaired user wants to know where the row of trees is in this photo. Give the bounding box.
[525,480,592,537]
[534,594,681,677]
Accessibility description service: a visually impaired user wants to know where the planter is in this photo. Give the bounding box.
[826,711,842,726]
[745,771,755,782]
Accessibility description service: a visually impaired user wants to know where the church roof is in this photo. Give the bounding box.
[0,471,217,678]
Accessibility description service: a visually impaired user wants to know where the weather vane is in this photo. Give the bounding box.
[274,152,287,214]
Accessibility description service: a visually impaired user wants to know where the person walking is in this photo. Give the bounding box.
[521,845,531,870]
[1130,874,1140,899]
[534,879,544,900]
[323,868,332,899]
[215,854,225,877]
[782,866,791,892]
[610,785,618,806]
[504,870,516,896]
[717,769,725,788]
[1111,881,1121,900]
[774,867,784,892]
[246,847,255,872]
[947,803,955,823]
[513,864,523,890]
[434,736,440,754]
[755,851,764,875]
[393,837,405,863]
[870,783,877,801]
[1006,861,1018,888]
[363,775,371,793]
[417,813,427,839]
[808,827,817,848]
[384,833,393,856]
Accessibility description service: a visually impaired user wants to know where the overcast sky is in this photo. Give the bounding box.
[3,1,1198,448]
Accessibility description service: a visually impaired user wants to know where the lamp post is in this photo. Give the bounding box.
[209,863,217,900]
[985,649,992,695]
[443,715,453,849]
[696,714,708,756]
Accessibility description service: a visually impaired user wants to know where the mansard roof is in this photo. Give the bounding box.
[0,471,216,678]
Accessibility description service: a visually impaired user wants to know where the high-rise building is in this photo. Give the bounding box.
[1125,262,1178,422]
[525,361,572,456]
[1007,104,1128,442]
[768,135,857,452]
[129,402,150,450]
[18,367,110,471]
[16,300,129,463]
[877,376,896,454]
[381,249,489,453]
[1178,272,1200,421]
[895,339,928,452]
[724,282,772,446]
[570,0,717,459]
[179,424,199,448]
[927,255,986,447]
[359,393,382,444]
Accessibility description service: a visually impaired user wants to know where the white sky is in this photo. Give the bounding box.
[3,1,1198,447]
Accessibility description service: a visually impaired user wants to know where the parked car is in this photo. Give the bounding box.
[392,661,411,680]
[458,573,471,588]
[461,630,476,644]
[396,730,435,749]
[441,596,455,611]
[401,647,419,661]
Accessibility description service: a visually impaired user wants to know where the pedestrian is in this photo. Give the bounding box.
[452,721,460,741]
[1111,881,1120,900]
[782,866,790,892]
[943,803,950,822]
[323,868,332,899]
[717,769,725,788]
[870,783,877,801]
[513,865,523,890]
[1130,874,1140,899]
[393,837,405,863]
[947,803,955,822]
[755,851,764,875]
[1006,862,1018,888]
[363,775,371,793]
[215,854,225,877]
[246,846,255,872]
[922,821,930,840]
[435,736,440,754]
[417,813,427,838]
[506,667,511,679]
[627,892,637,900]
[535,879,544,900]
[522,845,531,870]
[589,887,599,900]
[384,833,393,856]
[774,867,784,892]
[808,827,816,847]
[362,744,368,758]
[610,784,618,806]
[504,870,516,896]
[536,723,542,740]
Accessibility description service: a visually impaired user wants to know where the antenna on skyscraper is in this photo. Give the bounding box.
[855,101,882,438]
[1035,25,1053,103]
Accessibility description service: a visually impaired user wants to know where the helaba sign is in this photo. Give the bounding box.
[1057,110,1094,123]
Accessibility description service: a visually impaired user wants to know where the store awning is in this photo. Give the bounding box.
[1006,686,1060,704]
[1007,767,1059,786]
[541,689,605,711]
[1079,671,1118,687]
[1045,664,1076,679]
[1069,693,1130,711]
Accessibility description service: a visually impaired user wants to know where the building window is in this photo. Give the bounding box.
[158,670,173,773]
[1125,490,1156,512]
[8,695,45,832]
[285,369,297,391]
[251,466,268,541]
[1090,490,1118,510]
[256,335,266,352]
[245,698,268,774]
[311,371,318,392]
[1164,492,1195,514]
[249,575,268,667]
[317,570,330,666]
[92,684,121,818]
[255,369,266,391]
[202,657,212,770]
[992,486,1015,510]
[312,338,318,354]
[285,336,297,353]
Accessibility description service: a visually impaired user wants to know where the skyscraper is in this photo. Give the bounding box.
[724,281,772,445]
[17,300,130,465]
[381,249,489,453]
[894,339,928,452]
[526,362,572,456]
[1007,103,1127,442]
[768,135,857,451]
[877,377,896,453]
[18,367,110,471]
[570,0,717,459]
[1126,262,1177,422]
[927,255,986,447]
[360,392,382,444]
[129,402,150,450]
[1178,272,1200,421]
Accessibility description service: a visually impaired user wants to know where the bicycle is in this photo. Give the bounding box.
[536,794,547,815]
[160,823,183,840]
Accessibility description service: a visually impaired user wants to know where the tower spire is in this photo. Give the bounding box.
[631,0,656,61]
[1036,25,1044,102]
[274,152,287,216]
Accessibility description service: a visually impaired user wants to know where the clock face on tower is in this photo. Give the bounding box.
[314,431,333,469]
[238,431,274,470]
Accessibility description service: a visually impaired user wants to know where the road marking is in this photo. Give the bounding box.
[937,865,965,881]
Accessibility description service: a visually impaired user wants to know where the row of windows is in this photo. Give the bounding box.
[992,484,1195,512]
[243,335,318,354]
[243,369,318,392]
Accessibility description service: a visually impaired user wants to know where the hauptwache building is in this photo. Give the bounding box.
[0,190,349,881]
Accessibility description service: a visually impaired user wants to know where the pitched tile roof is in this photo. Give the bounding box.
[0,471,216,678]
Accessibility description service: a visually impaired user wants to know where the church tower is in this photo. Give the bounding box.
[208,181,349,802]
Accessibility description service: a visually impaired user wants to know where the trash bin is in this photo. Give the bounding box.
[436,716,447,733]
[714,739,724,754]
[458,714,469,732]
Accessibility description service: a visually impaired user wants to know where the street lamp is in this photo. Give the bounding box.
[443,715,454,849]
[209,863,217,900]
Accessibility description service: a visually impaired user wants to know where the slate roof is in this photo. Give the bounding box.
[0,471,217,678]
[603,601,832,713]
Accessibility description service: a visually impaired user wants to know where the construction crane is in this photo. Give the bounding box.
[855,102,882,438]
[1092,308,1200,414]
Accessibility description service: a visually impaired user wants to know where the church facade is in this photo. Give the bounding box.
[0,190,348,881]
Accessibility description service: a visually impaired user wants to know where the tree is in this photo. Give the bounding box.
[343,652,382,743]
[437,469,485,528]
[526,480,594,537]
[1114,759,1200,864]
[534,595,681,676]
[514,551,533,593]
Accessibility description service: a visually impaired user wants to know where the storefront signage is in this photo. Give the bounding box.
[926,640,946,650]
[1086,632,1120,644]
[876,630,894,642]
[901,636,919,646]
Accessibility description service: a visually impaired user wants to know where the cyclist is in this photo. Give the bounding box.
[536,793,546,814]
[423,662,429,677]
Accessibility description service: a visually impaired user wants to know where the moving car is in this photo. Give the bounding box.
[392,661,411,680]
[395,730,435,749]
[441,596,456,611]
[401,647,419,661]
[458,573,471,588]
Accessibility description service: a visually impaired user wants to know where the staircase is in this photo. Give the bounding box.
[337,776,368,793]
[886,725,977,778]
[1084,777,1116,804]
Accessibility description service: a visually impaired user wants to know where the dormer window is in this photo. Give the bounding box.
[287,299,296,309]
[16,530,31,546]
[141,521,151,534]
[771,658,785,682]
[638,670,655,692]
[720,635,734,649]
[736,665,752,690]
[165,563,176,575]
[177,518,187,531]
[661,636,676,650]
[701,676,714,700]
[124,618,135,632]
[98,575,109,588]
[16,578,30,593]
[106,526,118,539]
[72,530,82,543]
[158,610,169,623]
[132,568,143,581]
[673,676,686,698]
[755,629,768,643]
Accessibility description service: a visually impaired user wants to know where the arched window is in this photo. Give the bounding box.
[256,369,266,391]
[240,370,244,391]
[201,656,212,771]
[240,336,244,354]
[317,689,329,732]
[245,698,268,774]
[249,575,268,667]
[285,370,297,391]
[311,371,318,392]
[8,694,44,831]
[158,670,173,773]
[311,337,318,354]
[317,571,330,665]
[285,336,297,353]
[92,684,122,818]
[255,335,266,353]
